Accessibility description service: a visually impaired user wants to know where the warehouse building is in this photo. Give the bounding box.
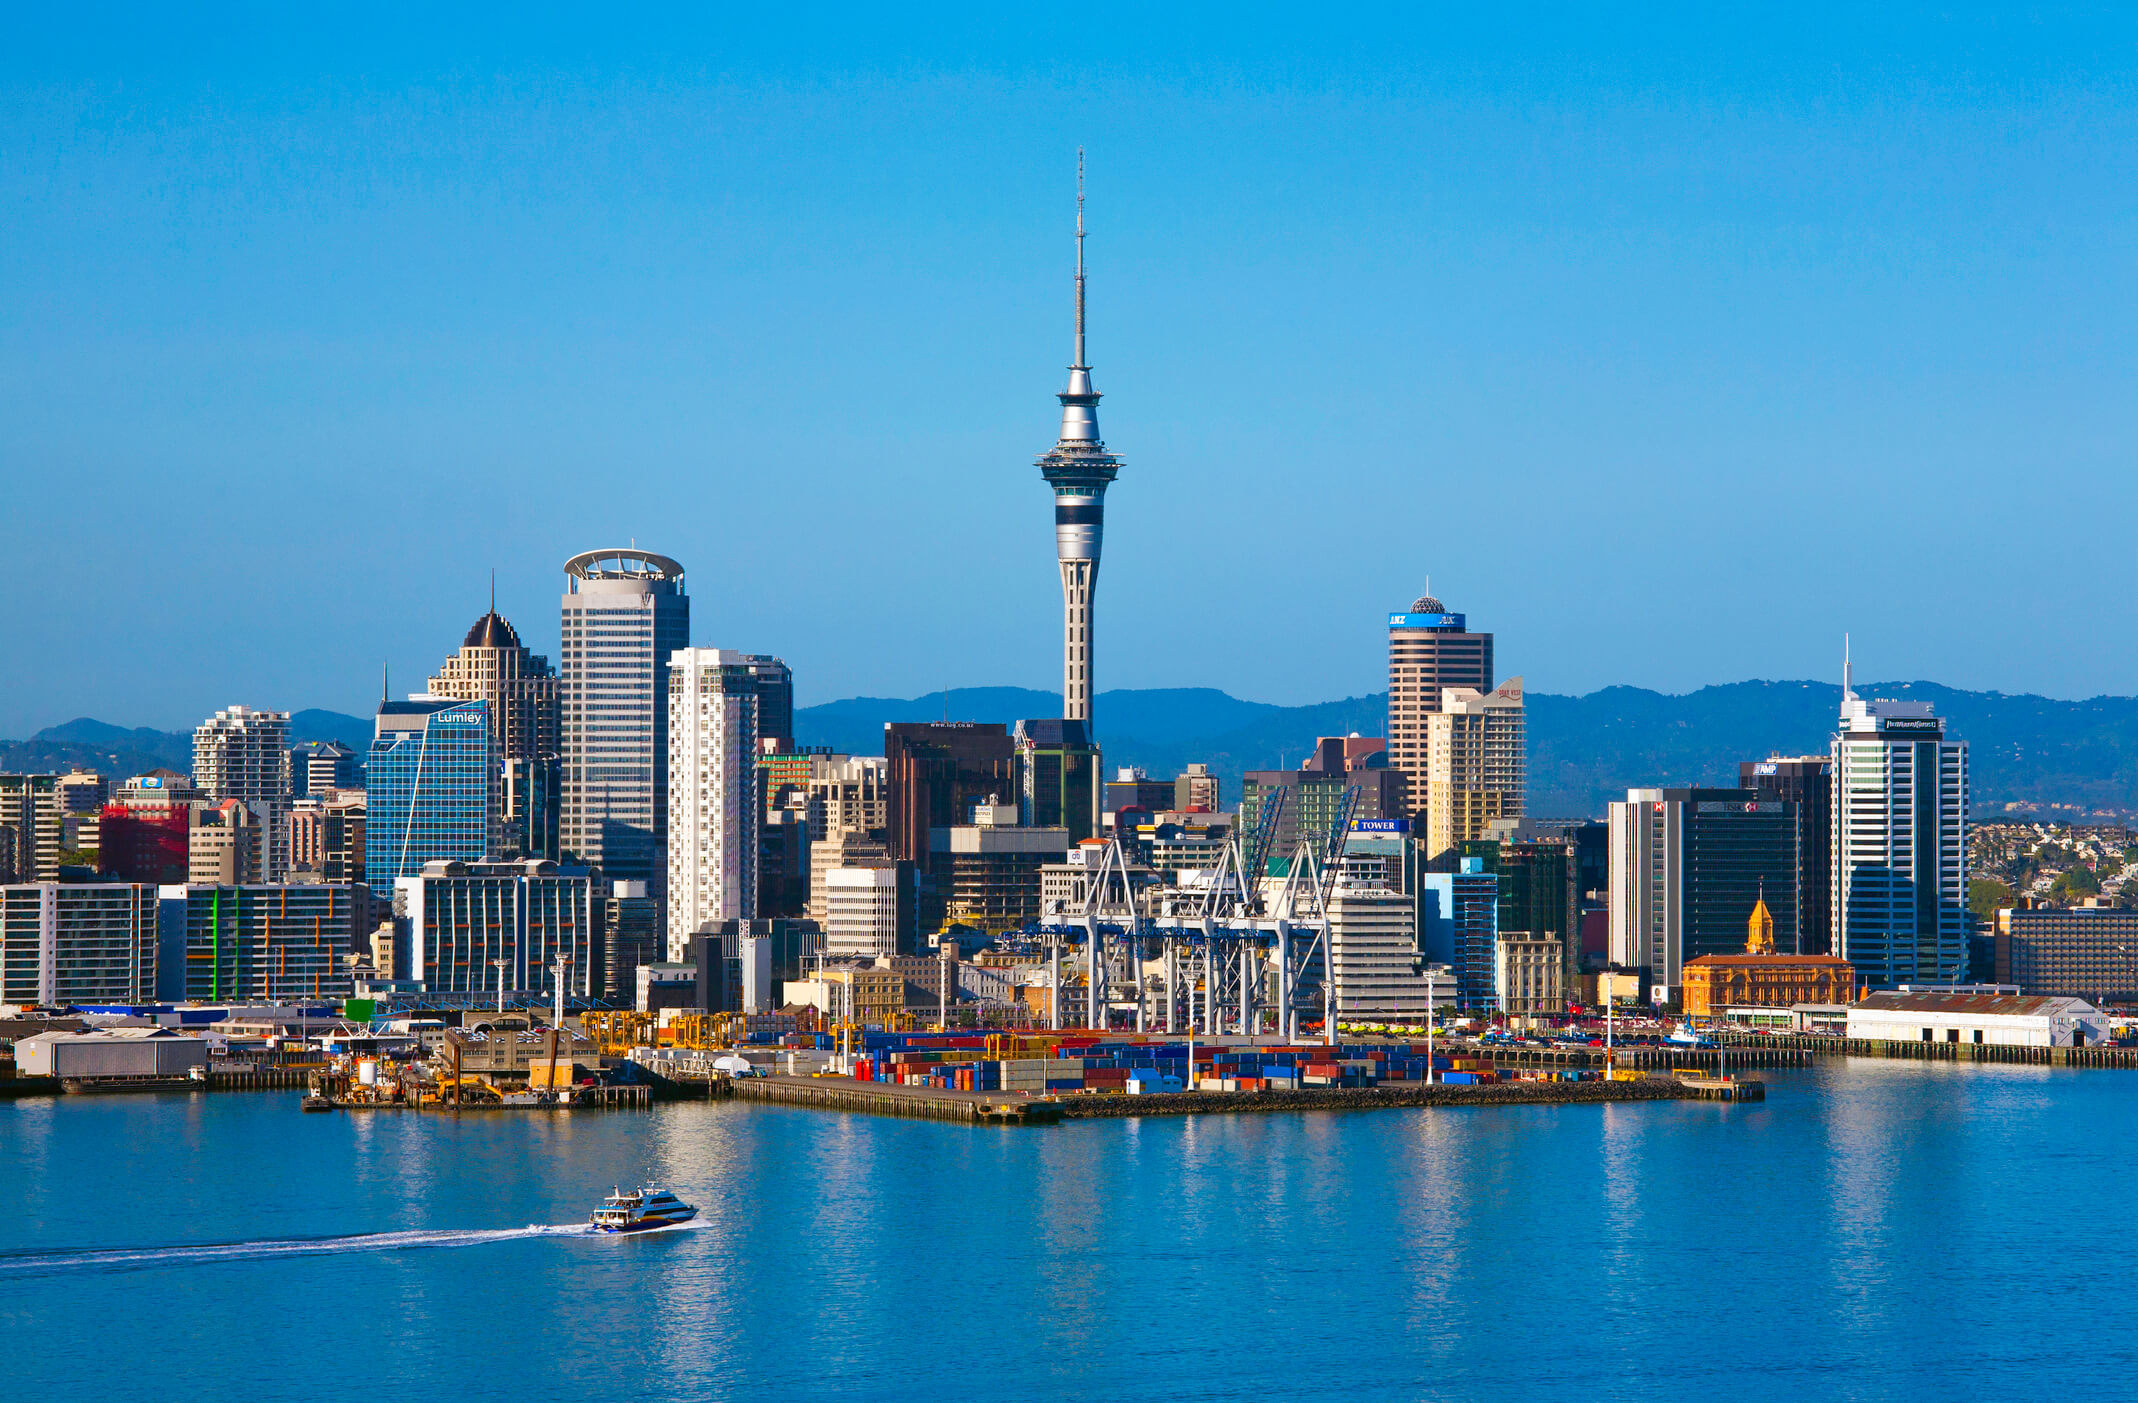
[1846,989,2108,1047]
[15,1026,207,1082]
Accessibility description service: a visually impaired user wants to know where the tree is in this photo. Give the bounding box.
[1968,879,2015,920]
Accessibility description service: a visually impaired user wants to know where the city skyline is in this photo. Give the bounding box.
[10,10,2138,736]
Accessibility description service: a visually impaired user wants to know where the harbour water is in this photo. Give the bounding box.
[5,1060,2132,1400]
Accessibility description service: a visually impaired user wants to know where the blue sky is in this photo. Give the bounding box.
[6,6,2138,735]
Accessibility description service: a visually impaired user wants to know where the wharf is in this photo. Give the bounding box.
[1472,1043,1810,1073]
[729,1074,1062,1125]
[1056,1076,1760,1119]
[1716,1031,2138,1069]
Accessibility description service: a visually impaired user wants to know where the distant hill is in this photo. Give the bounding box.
[12,686,2137,823]
[798,681,2138,823]
[0,710,372,784]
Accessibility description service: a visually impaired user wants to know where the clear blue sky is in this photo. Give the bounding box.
[6,6,2137,736]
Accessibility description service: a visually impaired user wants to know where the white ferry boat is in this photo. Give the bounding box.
[590,1186,698,1234]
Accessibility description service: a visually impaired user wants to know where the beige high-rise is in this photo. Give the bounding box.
[1386,587,1493,824]
[1423,678,1526,859]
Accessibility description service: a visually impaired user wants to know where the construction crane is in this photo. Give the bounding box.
[1266,784,1360,1043]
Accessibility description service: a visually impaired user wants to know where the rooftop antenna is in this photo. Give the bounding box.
[1074,147,1086,370]
[489,568,496,617]
[1843,633,1854,703]
[381,660,389,707]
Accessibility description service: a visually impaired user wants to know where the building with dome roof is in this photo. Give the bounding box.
[427,588,561,858]
[1385,581,1494,828]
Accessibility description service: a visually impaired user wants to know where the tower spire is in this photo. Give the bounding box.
[1035,148,1122,730]
[1843,633,1854,703]
[1074,147,1086,371]
[489,568,496,617]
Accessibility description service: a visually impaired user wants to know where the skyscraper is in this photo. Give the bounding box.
[1034,155,1122,727]
[742,654,795,751]
[666,648,760,958]
[1607,786,1801,1004]
[1742,755,1834,955]
[1386,585,1494,822]
[192,706,293,880]
[1015,717,1101,842]
[364,698,491,899]
[1422,679,1527,860]
[1831,687,1969,988]
[558,549,689,905]
[428,594,562,859]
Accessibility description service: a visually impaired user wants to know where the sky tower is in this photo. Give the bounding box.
[1035,150,1123,725]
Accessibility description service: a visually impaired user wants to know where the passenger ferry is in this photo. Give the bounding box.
[590,1186,698,1234]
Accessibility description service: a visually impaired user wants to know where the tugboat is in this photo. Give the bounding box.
[589,1186,698,1234]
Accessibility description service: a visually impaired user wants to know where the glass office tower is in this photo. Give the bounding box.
[365,698,492,899]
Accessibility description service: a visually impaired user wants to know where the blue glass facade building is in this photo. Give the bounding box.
[1420,859,1500,1010]
[366,699,492,899]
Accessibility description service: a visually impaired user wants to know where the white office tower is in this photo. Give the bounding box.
[825,865,901,960]
[192,705,292,880]
[665,648,758,960]
[1831,688,1969,988]
[559,550,689,910]
[1326,878,1452,1022]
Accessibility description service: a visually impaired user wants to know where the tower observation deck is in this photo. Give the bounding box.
[1034,151,1122,727]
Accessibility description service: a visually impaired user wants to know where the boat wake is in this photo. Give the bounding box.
[0,1222,594,1277]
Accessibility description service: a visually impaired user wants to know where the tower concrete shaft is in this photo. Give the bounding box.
[1035,150,1120,726]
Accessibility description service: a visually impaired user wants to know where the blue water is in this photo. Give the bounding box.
[3,1061,2131,1401]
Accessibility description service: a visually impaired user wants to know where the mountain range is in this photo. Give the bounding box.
[8,681,2138,821]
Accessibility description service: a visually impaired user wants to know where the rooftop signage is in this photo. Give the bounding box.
[1353,818,1410,833]
[433,709,486,727]
[1387,612,1465,630]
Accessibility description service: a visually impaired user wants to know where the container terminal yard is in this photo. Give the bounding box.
[1,999,1785,1115]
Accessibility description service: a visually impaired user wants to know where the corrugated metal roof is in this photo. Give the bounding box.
[1857,991,2090,1017]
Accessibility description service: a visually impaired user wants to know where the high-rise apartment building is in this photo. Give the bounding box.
[364,698,492,899]
[1608,787,1802,1003]
[1831,691,1969,988]
[1386,586,1494,822]
[0,775,61,883]
[188,799,264,885]
[1033,161,1123,726]
[1742,755,1834,955]
[288,791,366,883]
[0,881,160,1005]
[1422,680,1527,860]
[559,550,689,903]
[160,883,358,1003]
[1174,763,1220,813]
[397,858,599,998]
[193,706,293,880]
[808,754,889,843]
[666,648,760,958]
[429,599,562,859]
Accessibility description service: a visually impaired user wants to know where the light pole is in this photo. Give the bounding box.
[492,957,511,1015]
